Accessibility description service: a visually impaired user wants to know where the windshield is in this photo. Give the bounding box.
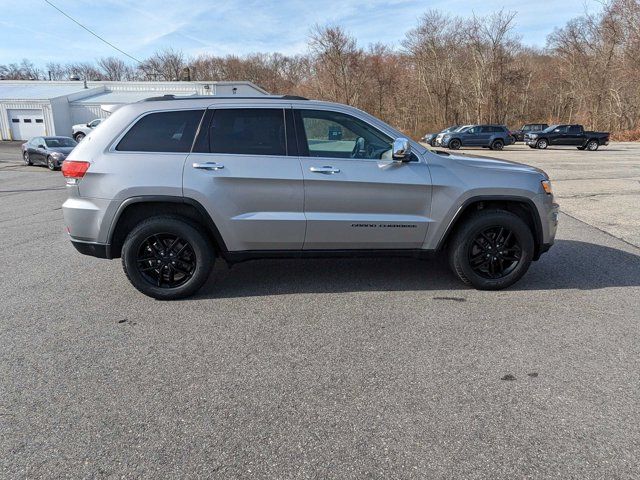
[45,137,77,148]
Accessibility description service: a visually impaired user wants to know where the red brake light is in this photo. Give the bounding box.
[62,160,90,178]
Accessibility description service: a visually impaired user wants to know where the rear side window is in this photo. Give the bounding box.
[116,110,204,152]
[207,108,286,156]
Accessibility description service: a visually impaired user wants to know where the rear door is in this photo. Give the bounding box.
[183,105,305,251]
[566,125,583,145]
[296,108,431,249]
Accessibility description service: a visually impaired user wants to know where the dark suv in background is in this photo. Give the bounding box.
[441,125,514,150]
[511,123,549,142]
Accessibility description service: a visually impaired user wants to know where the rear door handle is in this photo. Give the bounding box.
[310,166,340,174]
[193,162,224,170]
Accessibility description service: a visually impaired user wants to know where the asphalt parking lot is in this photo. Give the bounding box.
[1,141,639,479]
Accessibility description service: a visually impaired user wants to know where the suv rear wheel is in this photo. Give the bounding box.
[121,216,213,300]
[448,209,534,290]
[490,139,504,150]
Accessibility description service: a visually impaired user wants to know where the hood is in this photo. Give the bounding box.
[48,146,75,155]
[436,151,547,178]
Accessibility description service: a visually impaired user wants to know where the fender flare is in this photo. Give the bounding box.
[106,195,229,258]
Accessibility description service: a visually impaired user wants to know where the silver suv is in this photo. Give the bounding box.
[62,95,558,299]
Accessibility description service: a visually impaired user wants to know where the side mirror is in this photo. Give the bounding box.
[86,123,91,127]
[38,144,46,149]
[392,137,411,161]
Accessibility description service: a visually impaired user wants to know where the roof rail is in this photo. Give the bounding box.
[140,94,309,102]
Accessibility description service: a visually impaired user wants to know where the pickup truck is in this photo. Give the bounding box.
[525,124,609,151]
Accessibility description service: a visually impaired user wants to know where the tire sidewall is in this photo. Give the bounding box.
[47,156,56,170]
[450,139,461,150]
[492,140,504,150]
[537,139,548,149]
[23,151,31,165]
[122,217,213,300]
[451,211,534,290]
[587,140,599,151]
[74,133,85,142]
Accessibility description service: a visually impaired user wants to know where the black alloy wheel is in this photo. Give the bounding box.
[136,233,196,288]
[468,226,521,279]
[121,216,213,300]
[448,209,534,290]
[449,139,461,150]
[491,139,504,150]
[586,140,599,151]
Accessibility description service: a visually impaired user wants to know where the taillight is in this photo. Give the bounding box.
[62,160,90,179]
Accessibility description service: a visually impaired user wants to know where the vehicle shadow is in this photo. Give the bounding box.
[193,240,640,299]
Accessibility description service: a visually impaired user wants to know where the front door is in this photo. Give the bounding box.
[296,108,432,250]
[183,106,305,251]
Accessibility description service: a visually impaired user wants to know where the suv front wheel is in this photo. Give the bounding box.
[448,209,534,290]
[121,216,213,300]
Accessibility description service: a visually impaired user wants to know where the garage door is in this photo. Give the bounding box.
[8,109,46,140]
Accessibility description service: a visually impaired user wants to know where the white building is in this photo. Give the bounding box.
[0,80,268,141]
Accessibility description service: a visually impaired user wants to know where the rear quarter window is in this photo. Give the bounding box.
[116,110,204,152]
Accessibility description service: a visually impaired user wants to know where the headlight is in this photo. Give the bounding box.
[541,180,553,195]
[529,134,538,139]
[51,152,64,158]
[443,135,451,140]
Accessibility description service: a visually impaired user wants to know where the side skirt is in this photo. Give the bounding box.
[223,249,438,264]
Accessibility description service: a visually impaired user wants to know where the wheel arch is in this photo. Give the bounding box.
[436,196,544,259]
[107,196,228,259]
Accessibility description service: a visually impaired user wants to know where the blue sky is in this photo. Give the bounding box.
[1,0,602,66]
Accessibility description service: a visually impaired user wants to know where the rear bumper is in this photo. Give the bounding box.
[71,239,110,259]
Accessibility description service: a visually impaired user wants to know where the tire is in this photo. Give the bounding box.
[23,151,32,165]
[74,132,85,142]
[121,216,214,300]
[449,139,461,150]
[490,139,504,150]
[536,138,548,149]
[47,156,57,171]
[586,140,599,151]
[448,209,534,290]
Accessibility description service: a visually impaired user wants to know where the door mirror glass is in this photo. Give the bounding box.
[392,137,411,160]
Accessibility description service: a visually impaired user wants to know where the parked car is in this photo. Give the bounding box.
[441,125,515,150]
[434,125,471,147]
[22,136,77,170]
[511,123,549,142]
[72,118,103,141]
[525,124,610,150]
[422,125,459,147]
[62,95,558,299]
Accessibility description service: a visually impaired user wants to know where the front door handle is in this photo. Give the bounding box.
[310,166,340,174]
[193,162,224,171]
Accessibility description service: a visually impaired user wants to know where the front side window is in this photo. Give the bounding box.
[554,125,569,133]
[116,110,204,152]
[298,110,393,160]
[207,108,286,156]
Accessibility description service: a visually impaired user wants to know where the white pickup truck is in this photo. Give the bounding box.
[72,118,103,141]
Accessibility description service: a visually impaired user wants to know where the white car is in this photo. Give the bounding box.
[72,118,103,141]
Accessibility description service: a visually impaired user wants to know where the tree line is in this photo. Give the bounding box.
[2,0,638,138]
